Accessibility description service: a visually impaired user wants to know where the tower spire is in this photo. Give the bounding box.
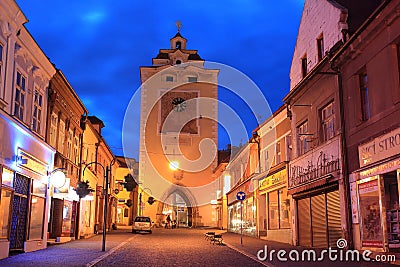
[175,20,182,32]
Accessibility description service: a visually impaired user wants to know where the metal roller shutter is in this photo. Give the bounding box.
[327,190,342,247]
[311,194,327,248]
[298,198,312,247]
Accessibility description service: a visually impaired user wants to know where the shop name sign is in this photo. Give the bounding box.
[17,148,48,176]
[259,169,287,191]
[359,127,400,168]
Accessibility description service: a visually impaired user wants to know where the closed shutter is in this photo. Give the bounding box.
[327,190,342,247]
[298,198,312,247]
[311,194,327,248]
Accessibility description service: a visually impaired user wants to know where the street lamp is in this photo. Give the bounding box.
[82,161,109,252]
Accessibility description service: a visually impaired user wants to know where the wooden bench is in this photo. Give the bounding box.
[210,234,223,245]
[204,232,215,240]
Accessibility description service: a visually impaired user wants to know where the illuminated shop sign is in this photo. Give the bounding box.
[258,169,287,191]
[17,148,48,176]
[359,127,400,167]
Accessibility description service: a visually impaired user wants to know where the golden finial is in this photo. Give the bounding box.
[175,21,182,32]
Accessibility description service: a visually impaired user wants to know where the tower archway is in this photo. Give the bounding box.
[156,184,198,227]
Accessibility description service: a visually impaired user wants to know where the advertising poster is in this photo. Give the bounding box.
[358,179,383,248]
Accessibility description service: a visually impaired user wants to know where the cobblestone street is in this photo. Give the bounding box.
[0,227,399,267]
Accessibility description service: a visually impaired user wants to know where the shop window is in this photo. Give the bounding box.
[29,195,45,240]
[321,102,335,142]
[14,71,26,121]
[317,34,324,61]
[0,189,12,239]
[32,89,43,134]
[359,70,370,121]
[268,188,290,230]
[297,121,309,156]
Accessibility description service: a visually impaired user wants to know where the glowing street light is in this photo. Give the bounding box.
[169,161,179,171]
[49,168,67,188]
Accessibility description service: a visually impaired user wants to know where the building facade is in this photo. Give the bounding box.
[46,69,87,242]
[0,0,56,259]
[331,0,400,252]
[138,30,219,227]
[255,105,292,244]
[283,0,350,247]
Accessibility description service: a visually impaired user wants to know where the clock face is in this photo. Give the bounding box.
[172,97,186,112]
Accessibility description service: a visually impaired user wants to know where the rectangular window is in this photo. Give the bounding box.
[301,55,307,78]
[0,189,12,239]
[317,35,324,61]
[58,120,65,153]
[286,135,292,161]
[32,89,43,134]
[66,130,73,160]
[166,76,173,82]
[188,77,197,83]
[297,121,309,156]
[275,141,281,165]
[74,135,79,165]
[321,102,335,142]
[359,71,370,121]
[49,112,58,147]
[0,43,3,95]
[29,195,45,240]
[14,71,26,121]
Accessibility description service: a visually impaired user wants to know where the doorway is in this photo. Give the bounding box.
[9,174,30,251]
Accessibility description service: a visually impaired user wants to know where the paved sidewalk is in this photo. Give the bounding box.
[219,230,399,267]
[0,227,133,267]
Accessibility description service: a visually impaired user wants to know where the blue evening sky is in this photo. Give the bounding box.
[16,0,305,158]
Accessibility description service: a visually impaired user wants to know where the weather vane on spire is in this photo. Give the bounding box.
[175,20,182,32]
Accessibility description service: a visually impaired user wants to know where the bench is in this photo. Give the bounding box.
[204,232,215,240]
[210,234,223,245]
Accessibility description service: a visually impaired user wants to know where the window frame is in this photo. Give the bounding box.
[317,34,324,61]
[297,120,309,156]
[14,70,27,121]
[32,88,43,134]
[320,101,335,143]
[359,70,370,121]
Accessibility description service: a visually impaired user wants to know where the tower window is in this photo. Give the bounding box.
[176,41,181,49]
[301,55,307,78]
[317,35,324,61]
[176,60,181,65]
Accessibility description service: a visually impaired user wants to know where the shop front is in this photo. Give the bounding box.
[49,178,80,242]
[288,135,345,247]
[0,112,55,259]
[258,164,292,244]
[351,127,400,252]
[227,179,257,236]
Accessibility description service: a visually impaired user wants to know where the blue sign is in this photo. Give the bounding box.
[236,191,246,201]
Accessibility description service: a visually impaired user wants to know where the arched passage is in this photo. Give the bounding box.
[156,185,199,227]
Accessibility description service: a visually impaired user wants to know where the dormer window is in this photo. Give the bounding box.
[176,41,181,49]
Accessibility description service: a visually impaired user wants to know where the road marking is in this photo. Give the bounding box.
[224,242,276,267]
[86,235,137,267]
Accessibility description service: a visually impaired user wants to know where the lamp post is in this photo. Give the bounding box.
[82,162,108,252]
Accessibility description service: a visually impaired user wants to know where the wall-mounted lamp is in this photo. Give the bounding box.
[48,168,67,188]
